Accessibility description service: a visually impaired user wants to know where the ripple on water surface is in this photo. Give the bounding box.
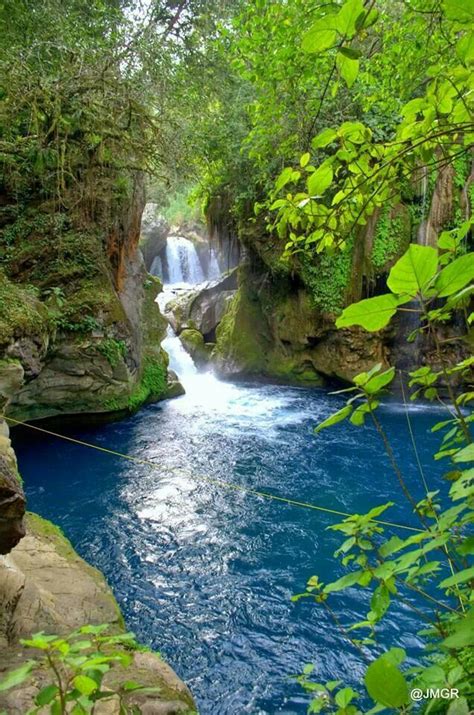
[13,378,447,714]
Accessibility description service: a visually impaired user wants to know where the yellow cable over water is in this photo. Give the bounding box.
[4,415,424,533]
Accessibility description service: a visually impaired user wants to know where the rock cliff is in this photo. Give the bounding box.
[0,179,181,421]
[208,161,472,384]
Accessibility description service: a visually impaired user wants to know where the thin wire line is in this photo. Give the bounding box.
[4,416,424,534]
[399,370,431,495]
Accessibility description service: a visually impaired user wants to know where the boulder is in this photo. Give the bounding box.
[179,329,212,367]
[165,269,238,339]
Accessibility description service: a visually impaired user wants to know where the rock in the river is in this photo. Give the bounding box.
[212,263,389,384]
[0,513,196,714]
[165,269,237,340]
[179,329,212,367]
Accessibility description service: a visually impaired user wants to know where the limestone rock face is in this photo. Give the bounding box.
[165,269,237,340]
[1,176,178,423]
[0,427,25,555]
[212,264,389,385]
[140,204,170,271]
[0,513,195,714]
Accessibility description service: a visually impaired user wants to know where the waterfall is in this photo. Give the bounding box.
[161,325,198,378]
[165,235,205,286]
[152,233,226,393]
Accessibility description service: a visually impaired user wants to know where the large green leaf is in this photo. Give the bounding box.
[365,367,395,394]
[312,128,337,149]
[335,0,365,37]
[434,253,474,297]
[365,655,409,708]
[336,294,409,331]
[307,163,333,195]
[315,405,352,433]
[302,21,337,54]
[442,610,474,649]
[73,674,99,696]
[453,444,474,463]
[336,52,359,88]
[387,244,438,297]
[440,565,474,588]
[443,0,474,22]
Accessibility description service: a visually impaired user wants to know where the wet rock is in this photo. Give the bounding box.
[166,269,238,339]
[179,328,212,367]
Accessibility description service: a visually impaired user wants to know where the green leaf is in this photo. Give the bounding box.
[443,0,474,22]
[300,152,310,168]
[365,367,395,394]
[315,405,352,433]
[73,675,99,696]
[448,697,470,715]
[336,294,410,331]
[0,662,35,692]
[335,0,365,37]
[324,570,363,593]
[456,32,474,64]
[275,167,294,192]
[312,128,337,149]
[307,162,333,195]
[442,611,474,649]
[370,585,390,620]
[336,52,359,88]
[387,244,438,297]
[339,46,361,59]
[453,444,474,463]
[35,684,59,706]
[335,687,356,707]
[302,21,337,54]
[434,253,474,297]
[439,565,474,589]
[365,655,409,708]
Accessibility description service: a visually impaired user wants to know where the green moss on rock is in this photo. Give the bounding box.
[0,272,50,347]
[371,204,411,274]
[214,283,269,373]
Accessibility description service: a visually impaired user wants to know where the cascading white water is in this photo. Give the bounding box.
[166,235,205,285]
[156,234,226,393]
[161,324,198,378]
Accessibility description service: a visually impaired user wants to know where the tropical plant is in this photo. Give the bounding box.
[0,624,161,714]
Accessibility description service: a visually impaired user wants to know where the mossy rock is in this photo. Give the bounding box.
[179,328,211,366]
[0,272,50,348]
[213,283,270,374]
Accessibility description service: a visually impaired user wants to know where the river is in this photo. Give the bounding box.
[11,236,449,714]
